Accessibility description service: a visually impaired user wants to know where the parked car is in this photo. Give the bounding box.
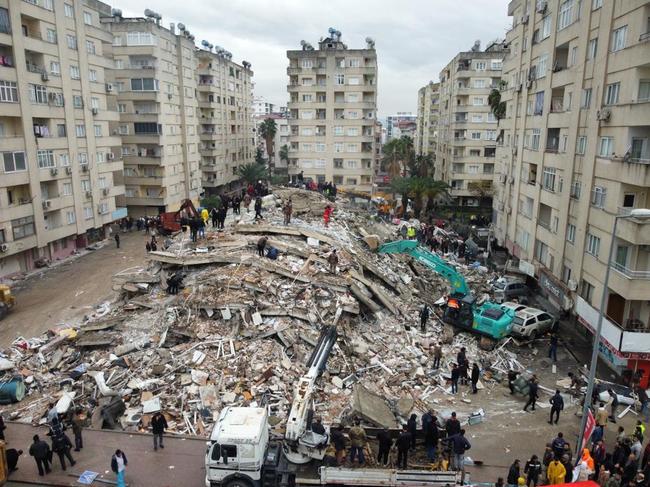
[511,307,556,338]
[491,277,529,303]
[501,301,528,314]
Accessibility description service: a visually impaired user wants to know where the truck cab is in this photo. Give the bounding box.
[205,407,272,487]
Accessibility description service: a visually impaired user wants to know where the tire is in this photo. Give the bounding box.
[224,478,253,487]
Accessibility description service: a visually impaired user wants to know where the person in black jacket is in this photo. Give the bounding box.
[330,427,346,466]
[451,364,460,394]
[608,388,619,423]
[424,416,439,462]
[151,411,168,451]
[407,414,417,450]
[548,390,564,424]
[376,427,393,466]
[111,449,128,487]
[29,435,51,476]
[471,364,480,394]
[445,412,461,437]
[507,459,521,486]
[396,425,411,469]
[523,376,539,412]
[524,454,542,487]
[419,305,430,332]
[449,429,471,472]
[50,425,75,471]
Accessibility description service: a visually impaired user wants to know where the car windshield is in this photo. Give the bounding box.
[493,281,506,290]
[513,316,526,326]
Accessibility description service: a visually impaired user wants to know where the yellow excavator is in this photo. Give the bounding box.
[0,285,16,320]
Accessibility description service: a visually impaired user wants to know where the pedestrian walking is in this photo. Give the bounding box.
[635,386,650,422]
[419,304,430,332]
[377,427,393,466]
[451,364,460,394]
[6,448,22,472]
[508,370,519,394]
[507,459,521,486]
[111,449,128,487]
[608,388,619,423]
[471,363,480,394]
[348,420,367,465]
[72,409,84,451]
[327,249,338,274]
[257,236,268,257]
[254,196,263,220]
[457,347,468,385]
[151,411,168,451]
[433,342,443,369]
[548,333,558,362]
[330,426,346,466]
[523,376,539,412]
[210,207,218,228]
[396,424,411,469]
[283,199,293,225]
[524,455,542,487]
[114,233,120,249]
[449,428,471,471]
[28,435,51,476]
[596,402,609,436]
[551,432,566,459]
[548,390,564,425]
[407,413,417,450]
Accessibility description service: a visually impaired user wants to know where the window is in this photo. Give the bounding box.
[83,11,92,25]
[473,97,484,106]
[346,160,358,169]
[346,144,359,152]
[537,54,548,78]
[485,130,497,141]
[598,137,613,157]
[46,28,57,43]
[134,122,160,134]
[118,124,128,135]
[605,83,620,105]
[587,233,601,257]
[50,61,60,76]
[531,128,541,150]
[0,81,18,103]
[581,88,592,108]
[59,153,69,166]
[62,183,72,196]
[315,143,326,152]
[3,151,26,172]
[472,114,483,122]
[301,59,313,68]
[592,0,602,8]
[639,80,650,102]
[534,91,544,115]
[94,124,102,137]
[302,94,312,102]
[467,164,480,174]
[611,26,627,52]
[334,126,343,136]
[80,179,90,191]
[66,35,77,50]
[91,97,99,110]
[541,16,552,38]
[130,79,159,91]
[491,60,502,70]
[471,131,482,140]
[78,153,88,165]
[64,3,74,17]
[89,69,97,82]
[590,186,607,210]
[73,95,83,108]
[576,136,587,155]
[84,207,93,219]
[580,280,595,303]
[334,143,344,153]
[70,65,80,79]
[11,216,35,240]
[475,61,486,70]
[28,84,47,104]
[570,46,578,66]
[86,40,95,54]
[587,39,598,60]
[302,143,313,152]
[474,79,485,89]
[66,211,76,225]
[348,77,360,85]
[127,32,155,46]
[558,0,575,30]
[348,58,360,67]
[335,74,345,85]
[118,103,126,113]
[346,127,359,136]
[566,223,576,244]
[96,151,105,163]
[75,124,86,137]
[543,167,556,191]
[37,150,54,168]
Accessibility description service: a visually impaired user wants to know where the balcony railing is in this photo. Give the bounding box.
[612,262,650,280]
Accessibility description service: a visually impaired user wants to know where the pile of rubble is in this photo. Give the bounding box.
[0,188,540,436]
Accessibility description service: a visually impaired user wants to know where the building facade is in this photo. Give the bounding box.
[196,49,254,196]
[435,41,507,210]
[414,81,440,158]
[286,31,378,192]
[385,112,417,142]
[0,0,125,277]
[493,0,650,377]
[252,95,275,116]
[103,14,201,216]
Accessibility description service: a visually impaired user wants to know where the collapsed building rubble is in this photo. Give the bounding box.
[0,188,568,438]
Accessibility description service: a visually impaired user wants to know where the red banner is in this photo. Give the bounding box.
[582,409,596,450]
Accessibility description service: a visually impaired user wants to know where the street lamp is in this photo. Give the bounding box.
[576,208,650,456]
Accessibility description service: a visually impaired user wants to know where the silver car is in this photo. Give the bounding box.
[492,278,529,303]
[511,307,556,338]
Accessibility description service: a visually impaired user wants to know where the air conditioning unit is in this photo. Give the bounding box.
[521,14,529,24]
[42,200,51,209]
[567,279,578,291]
[105,83,114,93]
[65,166,72,175]
[82,164,88,172]
[102,188,109,196]
[50,167,58,176]
[91,108,98,115]
[0,244,7,253]
[536,0,547,13]
[107,153,115,160]
[85,190,92,198]
[597,107,611,122]
[167,94,173,100]
[41,71,49,82]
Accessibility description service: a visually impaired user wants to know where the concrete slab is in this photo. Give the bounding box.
[351,384,399,428]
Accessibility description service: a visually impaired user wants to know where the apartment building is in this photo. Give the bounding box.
[415,81,440,157]
[385,112,416,141]
[0,0,125,277]
[196,48,254,195]
[286,31,378,192]
[102,13,201,216]
[494,0,650,377]
[435,41,507,210]
[252,96,275,116]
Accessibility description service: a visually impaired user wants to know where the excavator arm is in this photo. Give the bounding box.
[378,240,470,296]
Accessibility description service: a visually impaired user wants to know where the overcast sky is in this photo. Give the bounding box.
[119,0,512,117]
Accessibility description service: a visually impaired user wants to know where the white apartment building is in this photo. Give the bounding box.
[0,0,125,277]
[385,112,416,142]
[435,41,507,210]
[103,13,201,216]
[494,0,650,378]
[286,31,378,192]
[252,95,275,116]
[196,49,254,195]
[415,82,440,158]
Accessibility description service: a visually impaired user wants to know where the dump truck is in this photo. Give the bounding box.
[0,285,16,320]
[378,240,514,342]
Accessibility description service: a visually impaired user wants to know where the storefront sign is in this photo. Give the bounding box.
[539,270,567,305]
[518,260,535,277]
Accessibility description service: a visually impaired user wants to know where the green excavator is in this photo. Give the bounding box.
[378,239,514,341]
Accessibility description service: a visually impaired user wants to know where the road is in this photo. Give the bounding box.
[0,232,147,348]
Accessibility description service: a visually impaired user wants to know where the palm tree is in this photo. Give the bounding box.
[258,118,277,170]
[279,144,289,167]
[488,89,506,125]
[382,136,415,179]
[408,153,434,178]
[408,177,429,218]
[236,162,267,185]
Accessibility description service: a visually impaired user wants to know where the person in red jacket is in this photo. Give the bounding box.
[323,205,333,227]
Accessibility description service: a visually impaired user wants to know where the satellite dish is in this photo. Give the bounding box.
[177,23,185,31]
[144,8,154,17]
[111,8,122,17]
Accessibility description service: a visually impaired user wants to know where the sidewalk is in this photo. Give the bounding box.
[5,422,206,487]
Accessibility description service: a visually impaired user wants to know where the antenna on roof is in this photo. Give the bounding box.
[365,37,375,49]
[471,40,481,52]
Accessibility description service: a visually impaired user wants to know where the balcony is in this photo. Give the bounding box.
[609,262,650,301]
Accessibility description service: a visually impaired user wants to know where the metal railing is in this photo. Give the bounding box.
[612,261,650,279]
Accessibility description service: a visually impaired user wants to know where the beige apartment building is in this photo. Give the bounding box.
[0,0,125,277]
[196,49,254,195]
[415,81,440,158]
[286,31,378,192]
[435,42,507,210]
[494,0,650,375]
[103,13,201,216]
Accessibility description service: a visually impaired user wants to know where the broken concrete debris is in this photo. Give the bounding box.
[0,187,544,437]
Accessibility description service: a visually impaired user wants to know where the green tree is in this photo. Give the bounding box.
[279,144,289,166]
[408,153,434,178]
[488,89,506,125]
[382,136,414,179]
[424,179,450,215]
[255,147,265,165]
[389,176,412,216]
[258,118,278,169]
[201,195,221,209]
[237,162,267,185]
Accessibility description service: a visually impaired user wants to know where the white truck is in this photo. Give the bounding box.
[204,322,461,487]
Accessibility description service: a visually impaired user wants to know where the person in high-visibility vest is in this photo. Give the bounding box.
[406,226,416,239]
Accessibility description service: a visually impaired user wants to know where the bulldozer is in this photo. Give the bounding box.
[0,285,16,320]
